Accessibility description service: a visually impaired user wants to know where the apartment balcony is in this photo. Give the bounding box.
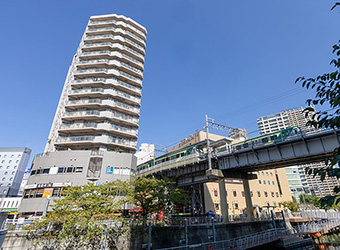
[59,122,138,138]
[69,88,141,105]
[76,59,143,79]
[88,19,147,38]
[74,68,109,78]
[71,78,142,97]
[117,70,142,87]
[78,50,144,71]
[86,27,146,49]
[63,110,139,127]
[81,42,145,62]
[74,67,142,87]
[65,99,140,116]
[55,135,137,150]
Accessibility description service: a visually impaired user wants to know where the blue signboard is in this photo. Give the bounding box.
[106,166,113,174]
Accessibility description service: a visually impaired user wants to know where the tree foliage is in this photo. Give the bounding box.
[27,180,133,250]
[27,177,187,249]
[132,177,188,224]
[296,2,340,208]
[281,198,300,212]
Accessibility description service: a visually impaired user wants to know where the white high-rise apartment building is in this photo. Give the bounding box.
[19,14,147,216]
[45,14,146,153]
[257,107,339,199]
[257,107,314,135]
[0,148,31,197]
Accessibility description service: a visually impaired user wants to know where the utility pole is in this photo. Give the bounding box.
[204,115,236,223]
[205,115,212,170]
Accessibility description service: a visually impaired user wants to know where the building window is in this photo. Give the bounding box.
[272,181,275,185]
[268,181,270,185]
[234,203,239,209]
[266,172,269,176]
[242,191,245,197]
[75,167,83,173]
[4,172,7,175]
[263,180,266,184]
[259,180,261,184]
[257,191,261,197]
[233,191,237,197]
[276,192,279,197]
[16,160,19,163]
[271,192,274,197]
[264,192,268,197]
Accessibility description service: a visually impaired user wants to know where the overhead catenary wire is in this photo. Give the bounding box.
[159,86,310,150]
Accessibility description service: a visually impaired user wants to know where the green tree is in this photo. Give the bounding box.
[281,197,300,212]
[299,194,320,207]
[27,180,133,250]
[132,177,188,224]
[296,2,340,208]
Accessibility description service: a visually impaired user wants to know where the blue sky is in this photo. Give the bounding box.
[0,0,339,158]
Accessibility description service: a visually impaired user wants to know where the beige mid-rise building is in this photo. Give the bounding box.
[166,131,292,217]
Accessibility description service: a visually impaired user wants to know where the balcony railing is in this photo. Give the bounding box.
[121,54,143,67]
[64,110,139,124]
[73,78,106,83]
[117,80,141,93]
[64,110,100,117]
[114,100,139,112]
[85,34,115,40]
[89,20,117,25]
[126,30,145,43]
[125,38,144,50]
[66,98,139,112]
[67,99,102,105]
[120,62,142,74]
[56,136,95,142]
[88,27,115,32]
[84,42,112,47]
[70,88,104,94]
[75,68,108,74]
[108,136,137,147]
[119,71,142,83]
[60,123,98,129]
[60,122,137,135]
[69,88,140,103]
[111,124,138,135]
[123,46,144,58]
[81,51,110,56]
[78,59,109,64]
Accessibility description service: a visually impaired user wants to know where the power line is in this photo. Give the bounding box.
[160,87,310,149]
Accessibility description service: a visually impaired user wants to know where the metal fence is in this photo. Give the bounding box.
[158,228,290,250]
